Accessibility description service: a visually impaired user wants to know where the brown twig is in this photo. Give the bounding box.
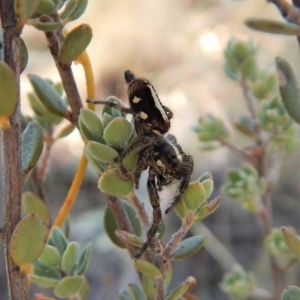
[127,192,150,227]
[45,29,82,126]
[163,213,194,261]
[0,1,28,299]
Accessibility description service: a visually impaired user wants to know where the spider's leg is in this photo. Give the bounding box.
[165,154,194,214]
[86,99,134,115]
[134,148,150,189]
[135,167,162,258]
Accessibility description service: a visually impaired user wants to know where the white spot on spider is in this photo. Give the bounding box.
[132,97,141,103]
[152,129,162,135]
[156,159,165,171]
[149,85,168,121]
[139,111,148,119]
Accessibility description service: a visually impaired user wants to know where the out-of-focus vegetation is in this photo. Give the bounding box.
[1,0,300,300]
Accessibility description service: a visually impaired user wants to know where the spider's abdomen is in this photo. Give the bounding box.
[125,70,172,136]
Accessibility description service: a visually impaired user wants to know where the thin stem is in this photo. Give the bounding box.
[154,274,165,300]
[127,192,150,227]
[106,195,143,278]
[53,154,88,227]
[163,213,194,261]
[0,1,28,298]
[219,138,252,162]
[45,29,82,126]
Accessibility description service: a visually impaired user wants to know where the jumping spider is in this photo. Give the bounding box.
[87,70,193,257]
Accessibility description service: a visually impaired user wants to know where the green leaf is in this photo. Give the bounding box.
[98,168,134,197]
[55,123,75,139]
[276,57,300,124]
[54,276,84,298]
[61,241,79,273]
[104,201,142,248]
[22,191,50,223]
[83,149,106,174]
[36,0,56,14]
[245,18,300,35]
[183,182,207,210]
[29,274,60,288]
[58,24,93,65]
[128,283,147,300]
[239,56,257,80]
[0,61,18,119]
[166,277,195,300]
[79,107,104,138]
[281,286,300,300]
[59,0,78,19]
[48,226,68,256]
[142,275,155,300]
[38,245,61,268]
[78,278,90,300]
[103,117,133,147]
[198,172,214,198]
[76,242,93,275]
[67,0,88,21]
[85,141,119,163]
[133,259,161,278]
[33,260,62,279]
[281,227,300,261]
[10,214,49,267]
[21,120,44,177]
[15,0,41,23]
[172,235,206,260]
[32,20,62,32]
[117,291,133,300]
[28,74,67,116]
[174,199,187,220]
[19,38,28,73]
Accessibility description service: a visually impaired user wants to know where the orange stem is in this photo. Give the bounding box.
[52,49,96,227]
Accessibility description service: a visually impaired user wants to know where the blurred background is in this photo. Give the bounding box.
[1,0,300,299]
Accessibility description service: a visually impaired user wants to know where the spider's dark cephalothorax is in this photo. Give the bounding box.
[87,70,194,257]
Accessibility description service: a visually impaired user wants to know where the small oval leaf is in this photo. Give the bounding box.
[103,117,133,147]
[22,191,50,223]
[104,201,142,248]
[276,57,300,124]
[128,283,147,300]
[0,61,18,119]
[85,141,118,163]
[48,227,68,256]
[29,274,60,288]
[76,242,93,275]
[99,168,134,198]
[10,214,49,267]
[165,277,195,300]
[245,18,300,35]
[28,74,67,116]
[58,24,92,65]
[183,182,207,210]
[61,241,79,273]
[79,108,104,138]
[172,235,206,260]
[53,276,84,298]
[21,120,44,177]
[38,245,61,268]
[281,286,300,300]
[281,227,300,261]
[133,259,161,278]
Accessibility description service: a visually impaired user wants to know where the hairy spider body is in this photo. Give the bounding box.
[87,70,194,257]
[134,134,194,257]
